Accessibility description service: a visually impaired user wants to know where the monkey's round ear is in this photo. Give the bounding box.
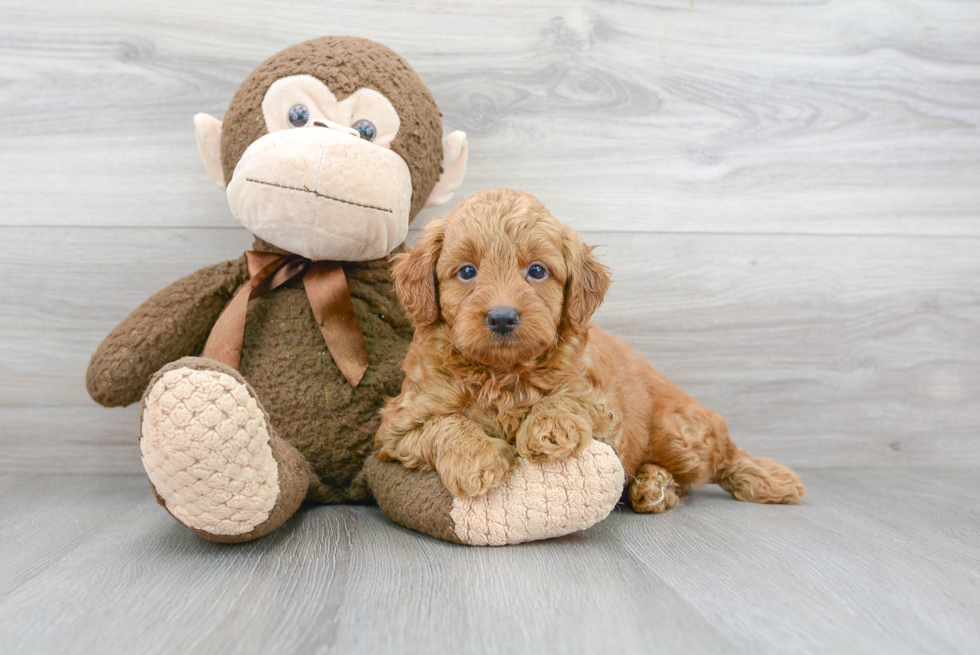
[424,131,468,208]
[193,113,226,189]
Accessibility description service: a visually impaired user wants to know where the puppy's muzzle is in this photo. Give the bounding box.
[486,307,520,336]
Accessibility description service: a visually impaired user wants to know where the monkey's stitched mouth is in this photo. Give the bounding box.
[245,178,393,214]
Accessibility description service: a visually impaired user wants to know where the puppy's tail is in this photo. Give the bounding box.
[716,448,806,504]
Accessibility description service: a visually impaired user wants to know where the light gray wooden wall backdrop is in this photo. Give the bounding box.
[1,0,978,473]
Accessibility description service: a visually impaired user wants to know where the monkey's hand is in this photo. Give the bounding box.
[86,257,248,407]
[516,395,595,463]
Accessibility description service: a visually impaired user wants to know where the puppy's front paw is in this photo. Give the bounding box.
[437,438,517,497]
[517,412,593,463]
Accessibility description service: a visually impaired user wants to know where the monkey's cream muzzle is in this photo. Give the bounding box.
[226,127,412,262]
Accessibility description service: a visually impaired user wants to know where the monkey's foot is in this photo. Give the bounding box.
[629,463,688,514]
[368,440,625,546]
[140,357,313,543]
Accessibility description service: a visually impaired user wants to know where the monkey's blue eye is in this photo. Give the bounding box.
[352,119,377,141]
[288,105,310,128]
[528,264,547,280]
[457,265,477,281]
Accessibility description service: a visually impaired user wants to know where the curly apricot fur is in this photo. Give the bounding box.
[377,189,806,507]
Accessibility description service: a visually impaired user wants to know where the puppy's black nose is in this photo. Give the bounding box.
[486,307,520,335]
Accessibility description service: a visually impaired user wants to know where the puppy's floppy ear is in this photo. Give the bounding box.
[561,226,611,331]
[392,219,446,326]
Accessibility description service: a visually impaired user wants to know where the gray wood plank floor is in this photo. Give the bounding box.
[1,469,978,654]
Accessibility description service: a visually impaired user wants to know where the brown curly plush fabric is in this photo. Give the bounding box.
[220,36,444,219]
[237,242,414,503]
[88,239,414,504]
[87,34,447,508]
[87,258,248,407]
[363,453,461,543]
[86,36,454,537]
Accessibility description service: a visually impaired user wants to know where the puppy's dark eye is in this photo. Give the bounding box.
[527,264,548,280]
[288,104,310,128]
[352,119,377,141]
[457,265,477,281]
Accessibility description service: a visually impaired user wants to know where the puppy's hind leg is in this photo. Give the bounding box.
[651,401,805,505]
[628,463,689,514]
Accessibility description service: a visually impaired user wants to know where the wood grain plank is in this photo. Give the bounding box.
[1,226,976,471]
[0,406,143,474]
[607,469,980,654]
[1,470,978,654]
[0,475,740,655]
[0,474,148,600]
[593,231,980,469]
[0,0,977,234]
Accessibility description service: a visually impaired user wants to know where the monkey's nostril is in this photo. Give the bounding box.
[486,307,520,336]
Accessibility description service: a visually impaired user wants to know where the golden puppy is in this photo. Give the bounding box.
[376,189,805,511]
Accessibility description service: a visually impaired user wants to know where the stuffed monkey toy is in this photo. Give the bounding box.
[87,37,624,546]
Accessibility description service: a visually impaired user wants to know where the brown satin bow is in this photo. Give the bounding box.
[203,251,369,387]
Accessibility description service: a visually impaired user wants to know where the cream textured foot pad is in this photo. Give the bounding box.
[141,367,280,536]
[451,440,625,546]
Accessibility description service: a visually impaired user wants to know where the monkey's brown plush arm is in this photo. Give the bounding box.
[86,256,248,407]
